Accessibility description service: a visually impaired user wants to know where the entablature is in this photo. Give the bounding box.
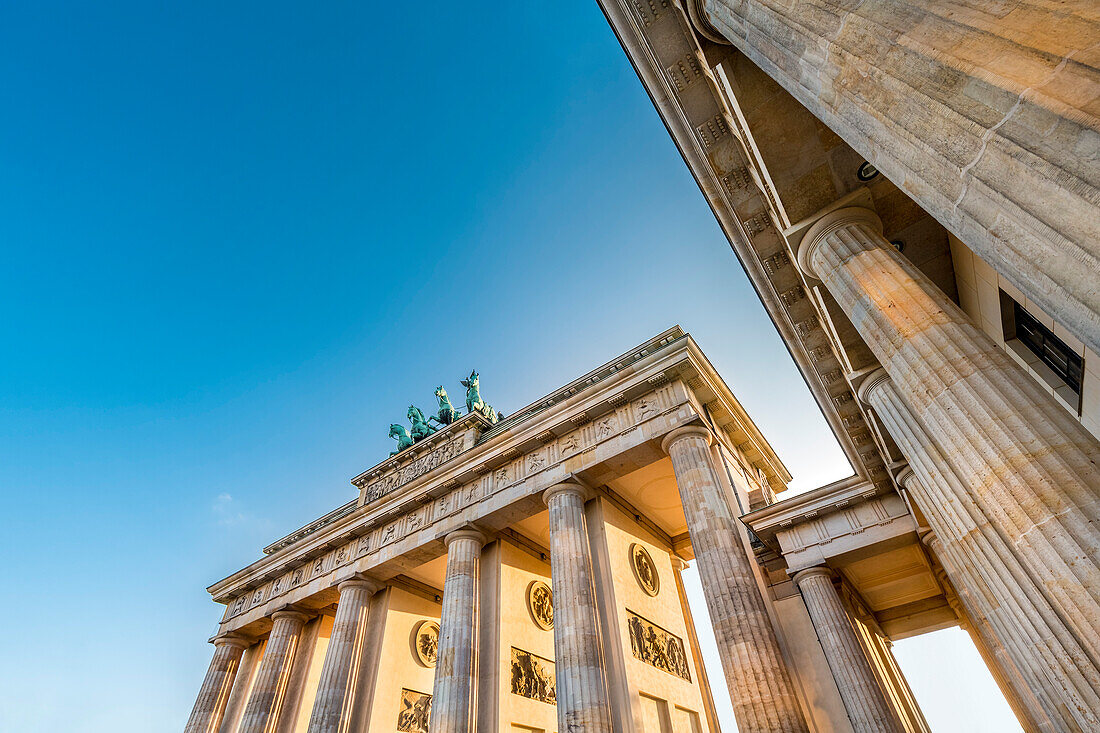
[206,329,790,637]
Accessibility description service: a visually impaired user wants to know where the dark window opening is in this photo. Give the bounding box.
[1013,301,1083,392]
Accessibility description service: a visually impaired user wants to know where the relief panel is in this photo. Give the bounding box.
[627,610,691,681]
[510,647,556,705]
[396,688,432,733]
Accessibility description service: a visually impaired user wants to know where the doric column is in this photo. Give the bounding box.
[918,524,1051,733]
[662,426,809,732]
[184,634,250,733]
[239,610,310,733]
[690,0,1100,353]
[306,579,380,733]
[543,483,613,733]
[883,408,1086,733]
[429,528,486,733]
[797,206,1100,730]
[792,567,903,733]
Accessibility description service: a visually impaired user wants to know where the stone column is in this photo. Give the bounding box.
[239,610,310,733]
[688,0,1100,353]
[429,529,486,733]
[918,524,1049,733]
[306,579,380,733]
[797,206,1100,730]
[793,567,903,733]
[662,426,809,732]
[184,634,250,733]
[543,483,613,733]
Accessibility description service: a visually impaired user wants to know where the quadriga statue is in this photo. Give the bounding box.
[432,386,459,426]
[461,370,499,424]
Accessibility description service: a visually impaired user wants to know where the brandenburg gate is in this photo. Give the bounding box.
[186,328,963,732]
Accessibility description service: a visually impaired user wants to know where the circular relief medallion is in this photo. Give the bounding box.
[630,543,660,597]
[526,580,554,630]
[411,620,439,668]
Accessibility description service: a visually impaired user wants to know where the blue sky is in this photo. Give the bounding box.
[0,2,1017,731]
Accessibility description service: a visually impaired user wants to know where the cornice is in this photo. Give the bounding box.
[741,474,887,544]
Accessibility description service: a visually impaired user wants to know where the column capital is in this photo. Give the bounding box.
[894,465,918,490]
[685,0,731,44]
[337,576,383,594]
[918,529,941,551]
[270,609,310,625]
[796,206,883,279]
[792,565,836,587]
[212,633,252,650]
[660,425,714,454]
[855,367,891,406]
[543,481,595,506]
[671,556,689,572]
[444,527,487,548]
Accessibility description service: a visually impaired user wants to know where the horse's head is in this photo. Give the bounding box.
[461,370,479,389]
[435,385,447,399]
[407,405,422,422]
[389,423,407,438]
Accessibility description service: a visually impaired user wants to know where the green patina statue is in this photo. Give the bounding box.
[387,375,501,457]
[432,386,459,426]
[389,423,414,456]
[408,405,437,442]
[461,370,499,424]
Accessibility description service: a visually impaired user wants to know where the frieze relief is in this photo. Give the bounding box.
[357,436,464,506]
[510,647,556,705]
[224,383,681,621]
[396,689,431,733]
[627,610,691,681]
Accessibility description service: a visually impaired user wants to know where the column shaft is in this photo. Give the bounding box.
[544,484,613,733]
[429,530,484,733]
[873,375,1095,732]
[239,611,309,733]
[922,532,1045,733]
[794,568,903,733]
[307,580,377,733]
[663,426,809,733]
[798,207,1100,731]
[184,636,249,733]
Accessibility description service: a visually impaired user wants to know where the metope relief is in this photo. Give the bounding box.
[526,580,554,630]
[411,620,439,668]
[627,610,691,681]
[396,688,432,733]
[630,543,660,596]
[510,647,556,705]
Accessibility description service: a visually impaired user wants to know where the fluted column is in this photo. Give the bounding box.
[544,483,613,733]
[866,363,1098,731]
[689,0,1100,354]
[306,579,380,733]
[239,610,310,733]
[793,567,903,733]
[429,529,485,733]
[919,529,1044,733]
[797,206,1100,730]
[184,634,250,733]
[662,426,809,732]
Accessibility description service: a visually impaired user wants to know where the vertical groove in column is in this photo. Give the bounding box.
[184,636,249,733]
[794,568,903,733]
[805,209,1100,666]
[925,538,1045,733]
[430,530,483,733]
[663,427,809,733]
[238,611,309,733]
[798,208,1100,731]
[872,381,1097,732]
[545,484,613,733]
[307,580,376,733]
